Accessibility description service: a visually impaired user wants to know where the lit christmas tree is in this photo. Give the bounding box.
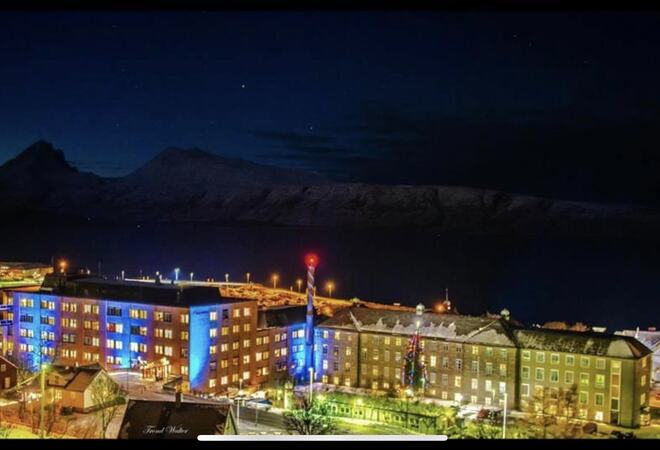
[402,320,429,395]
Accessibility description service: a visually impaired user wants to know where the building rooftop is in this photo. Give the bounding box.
[26,363,108,392]
[318,306,517,347]
[118,399,234,439]
[0,262,51,270]
[37,273,247,307]
[616,329,660,352]
[513,328,652,359]
[257,304,308,329]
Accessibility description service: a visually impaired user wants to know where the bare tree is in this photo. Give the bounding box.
[283,397,337,435]
[90,373,123,438]
[6,353,36,420]
[523,385,583,439]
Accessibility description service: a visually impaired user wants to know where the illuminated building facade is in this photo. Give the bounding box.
[314,307,652,428]
[513,328,652,428]
[314,306,518,409]
[0,273,309,395]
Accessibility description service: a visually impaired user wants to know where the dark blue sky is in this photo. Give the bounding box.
[2,11,660,203]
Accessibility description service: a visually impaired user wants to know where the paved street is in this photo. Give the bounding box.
[233,405,286,433]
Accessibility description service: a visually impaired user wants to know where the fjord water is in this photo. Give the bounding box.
[1,223,658,331]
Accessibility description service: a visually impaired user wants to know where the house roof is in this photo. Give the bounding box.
[318,307,517,347]
[257,305,308,329]
[118,399,233,439]
[38,273,245,307]
[0,355,18,369]
[513,328,652,359]
[27,363,107,392]
[616,330,660,352]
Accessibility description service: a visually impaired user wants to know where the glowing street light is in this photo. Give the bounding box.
[39,362,50,438]
[246,272,251,284]
[190,272,194,281]
[272,274,279,289]
[174,268,180,282]
[296,278,303,293]
[225,273,229,283]
[325,281,334,298]
[58,260,67,274]
[308,367,314,404]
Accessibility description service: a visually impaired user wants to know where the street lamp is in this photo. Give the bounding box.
[272,274,279,289]
[284,381,293,410]
[296,278,303,293]
[174,268,180,282]
[58,260,67,274]
[308,367,314,404]
[190,272,194,281]
[404,388,414,429]
[492,387,507,438]
[246,272,250,284]
[502,391,508,439]
[325,281,334,298]
[225,273,229,283]
[39,363,49,438]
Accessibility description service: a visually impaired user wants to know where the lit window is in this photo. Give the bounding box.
[535,368,544,381]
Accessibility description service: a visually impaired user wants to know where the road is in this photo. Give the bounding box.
[233,405,286,432]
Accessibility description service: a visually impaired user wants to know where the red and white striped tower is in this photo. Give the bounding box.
[304,253,318,378]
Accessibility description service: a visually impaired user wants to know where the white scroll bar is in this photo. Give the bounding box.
[198,435,448,441]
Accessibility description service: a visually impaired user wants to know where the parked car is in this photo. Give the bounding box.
[245,398,273,411]
[582,422,597,435]
[233,394,250,405]
[610,430,636,439]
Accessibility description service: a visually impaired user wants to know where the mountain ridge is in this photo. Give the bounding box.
[1,140,659,237]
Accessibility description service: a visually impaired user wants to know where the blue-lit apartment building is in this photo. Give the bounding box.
[0,273,312,394]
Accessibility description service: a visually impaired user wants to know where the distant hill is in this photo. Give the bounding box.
[2,140,660,237]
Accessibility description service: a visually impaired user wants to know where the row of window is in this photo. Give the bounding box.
[522,366,608,387]
[522,350,607,369]
[209,307,251,322]
[209,323,252,337]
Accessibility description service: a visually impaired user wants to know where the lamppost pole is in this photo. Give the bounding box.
[503,391,508,439]
[308,367,314,404]
[39,363,48,438]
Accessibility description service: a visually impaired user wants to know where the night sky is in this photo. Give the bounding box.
[2,11,660,204]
